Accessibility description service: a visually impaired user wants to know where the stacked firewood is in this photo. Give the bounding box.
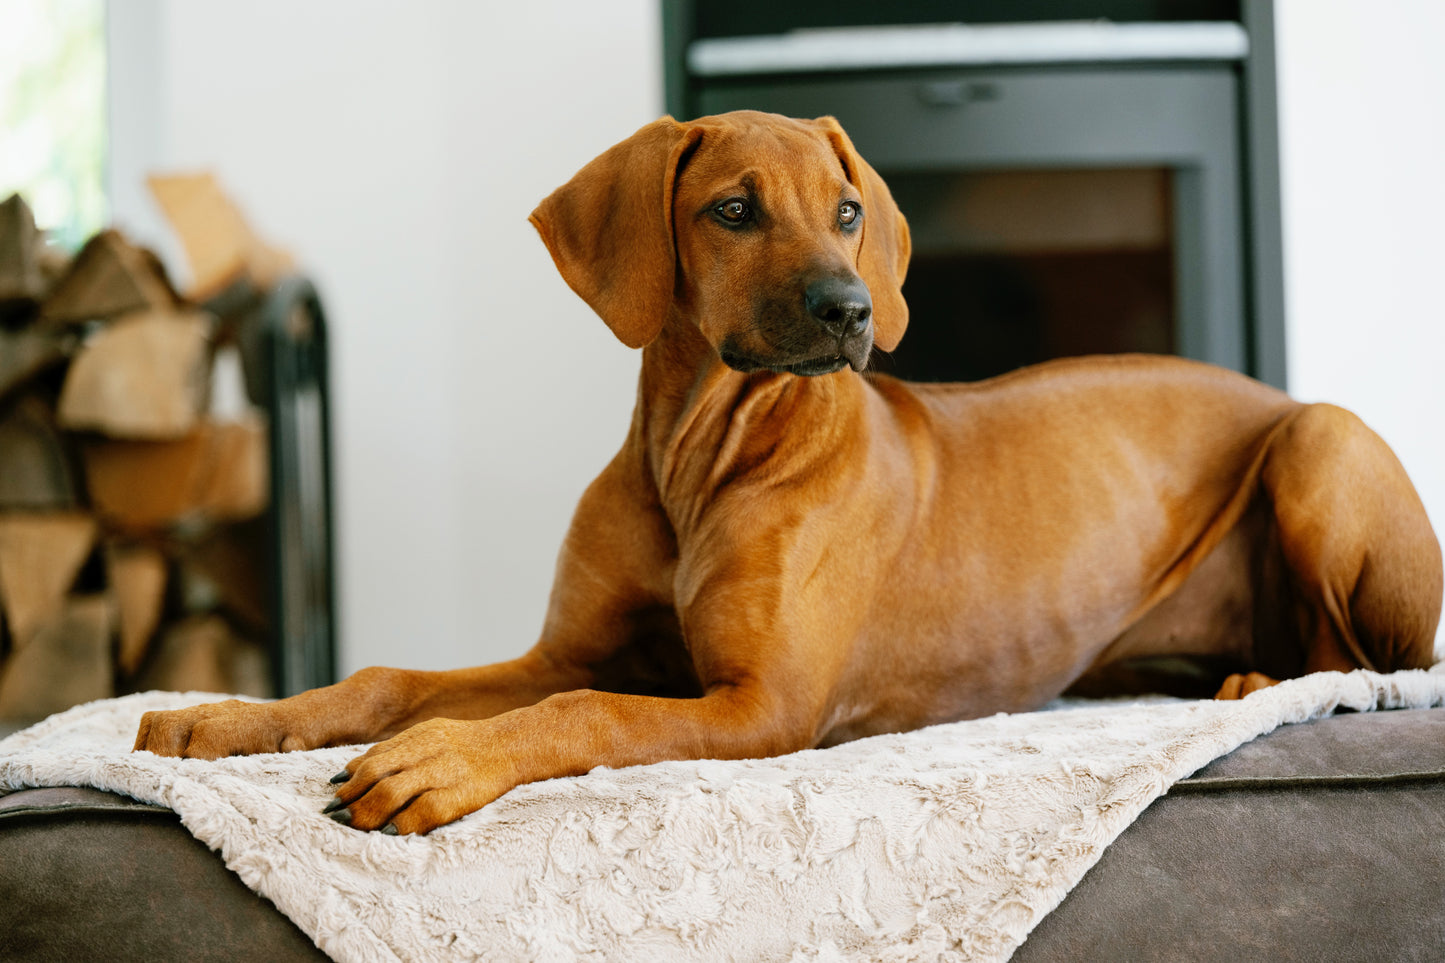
[0,180,294,723]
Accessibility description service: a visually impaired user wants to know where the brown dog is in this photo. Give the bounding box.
[133,111,1443,835]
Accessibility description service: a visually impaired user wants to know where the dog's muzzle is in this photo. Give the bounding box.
[717,274,876,377]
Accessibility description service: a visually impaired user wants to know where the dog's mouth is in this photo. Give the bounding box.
[780,356,850,377]
[719,339,871,378]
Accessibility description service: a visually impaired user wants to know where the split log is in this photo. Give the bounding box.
[132,613,270,698]
[178,518,269,631]
[0,193,47,309]
[148,173,294,301]
[0,397,81,509]
[0,512,98,648]
[105,542,168,675]
[0,327,71,402]
[41,229,176,325]
[0,594,113,722]
[83,413,268,531]
[56,308,212,439]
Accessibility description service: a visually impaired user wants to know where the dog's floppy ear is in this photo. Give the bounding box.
[530,117,701,349]
[816,117,912,352]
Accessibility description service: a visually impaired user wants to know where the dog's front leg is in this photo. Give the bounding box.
[324,678,813,834]
[326,545,844,835]
[131,654,588,759]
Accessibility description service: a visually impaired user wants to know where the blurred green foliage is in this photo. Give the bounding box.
[0,0,107,249]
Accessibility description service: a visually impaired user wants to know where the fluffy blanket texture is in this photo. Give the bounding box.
[3,669,1445,962]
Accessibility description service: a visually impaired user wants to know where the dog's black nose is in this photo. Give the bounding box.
[805,277,872,338]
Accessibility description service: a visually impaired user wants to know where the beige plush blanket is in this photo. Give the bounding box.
[3,668,1444,962]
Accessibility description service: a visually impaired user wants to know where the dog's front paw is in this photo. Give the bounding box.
[322,718,511,835]
[133,699,307,759]
[1213,671,1280,700]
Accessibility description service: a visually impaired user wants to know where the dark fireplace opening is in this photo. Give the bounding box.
[871,167,1177,384]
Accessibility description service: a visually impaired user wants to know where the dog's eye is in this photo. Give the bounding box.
[715,199,750,224]
[838,201,861,227]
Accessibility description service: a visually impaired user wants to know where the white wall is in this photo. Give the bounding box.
[108,1,1445,673]
[109,0,660,674]
[1274,0,1445,650]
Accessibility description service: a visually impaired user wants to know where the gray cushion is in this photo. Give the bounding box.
[1016,708,1445,962]
[0,786,327,961]
[2,709,1442,961]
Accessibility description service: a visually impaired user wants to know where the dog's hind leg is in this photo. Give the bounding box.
[1218,404,1442,699]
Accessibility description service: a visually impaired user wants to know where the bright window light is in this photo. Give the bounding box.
[0,0,107,249]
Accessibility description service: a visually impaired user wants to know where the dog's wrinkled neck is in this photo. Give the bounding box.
[632,316,861,524]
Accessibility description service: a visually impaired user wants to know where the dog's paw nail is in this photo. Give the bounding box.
[327,807,352,826]
[380,822,399,836]
[321,796,347,814]
[329,770,352,784]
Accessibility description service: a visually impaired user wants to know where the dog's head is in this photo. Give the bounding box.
[530,111,911,375]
